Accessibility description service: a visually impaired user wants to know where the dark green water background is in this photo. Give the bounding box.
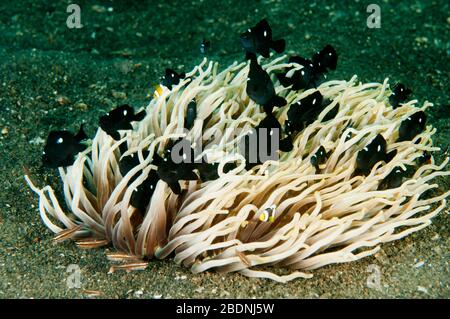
[0,0,448,298]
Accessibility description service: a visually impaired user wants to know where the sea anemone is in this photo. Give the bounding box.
[25,27,449,283]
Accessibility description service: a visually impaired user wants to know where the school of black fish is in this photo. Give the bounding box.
[41,19,429,215]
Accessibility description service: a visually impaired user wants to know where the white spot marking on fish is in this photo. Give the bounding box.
[263,30,267,37]
[364,147,368,152]
[57,138,63,144]
[312,98,316,105]
[123,110,127,116]
[377,145,381,152]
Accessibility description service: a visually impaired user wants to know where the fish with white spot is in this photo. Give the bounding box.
[42,125,88,168]
[99,104,146,140]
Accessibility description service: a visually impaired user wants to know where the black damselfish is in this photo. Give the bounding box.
[240,19,285,59]
[310,146,329,170]
[162,68,186,89]
[417,151,431,165]
[389,84,412,109]
[99,104,146,140]
[378,166,407,190]
[397,111,426,142]
[155,139,199,195]
[355,134,397,176]
[42,125,88,168]
[130,169,159,213]
[284,91,324,135]
[277,45,338,90]
[312,44,338,73]
[185,100,197,130]
[119,150,150,182]
[200,39,210,55]
[242,113,292,169]
[246,55,287,113]
[119,148,161,213]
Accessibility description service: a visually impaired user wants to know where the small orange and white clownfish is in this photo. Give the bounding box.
[259,205,277,222]
[153,84,165,99]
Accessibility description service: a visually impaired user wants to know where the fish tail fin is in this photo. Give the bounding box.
[384,149,397,163]
[168,181,182,195]
[118,142,128,155]
[271,39,286,54]
[76,124,88,141]
[134,110,146,121]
